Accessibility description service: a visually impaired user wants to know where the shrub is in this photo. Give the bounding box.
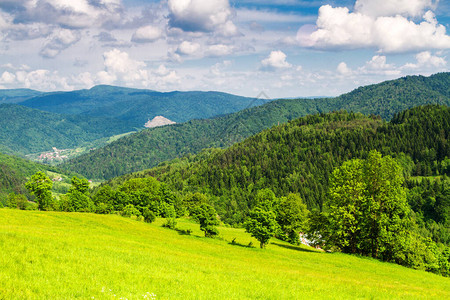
[143,208,156,223]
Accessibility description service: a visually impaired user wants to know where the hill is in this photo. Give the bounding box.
[18,85,264,127]
[105,105,449,226]
[0,152,78,204]
[0,88,42,104]
[62,73,450,180]
[0,209,448,299]
[0,104,135,155]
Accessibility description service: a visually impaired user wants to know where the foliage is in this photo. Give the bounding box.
[191,203,220,237]
[61,177,94,212]
[276,193,309,244]
[142,207,156,223]
[0,104,134,155]
[324,151,410,260]
[244,191,280,248]
[6,193,30,210]
[132,105,449,226]
[25,171,53,211]
[62,73,450,180]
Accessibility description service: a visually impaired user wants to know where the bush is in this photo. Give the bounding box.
[143,208,156,223]
[162,218,177,229]
[121,204,141,218]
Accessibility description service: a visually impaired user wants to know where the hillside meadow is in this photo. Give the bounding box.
[0,209,449,299]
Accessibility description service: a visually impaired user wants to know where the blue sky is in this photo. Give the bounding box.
[0,0,449,98]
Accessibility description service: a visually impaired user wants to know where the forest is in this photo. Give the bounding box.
[62,73,450,180]
[2,105,449,277]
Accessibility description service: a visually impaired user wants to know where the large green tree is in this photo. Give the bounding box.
[326,150,411,260]
[276,193,309,245]
[191,203,220,237]
[245,189,279,248]
[25,171,53,211]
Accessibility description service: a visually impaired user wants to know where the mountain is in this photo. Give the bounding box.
[0,104,135,155]
[0,88,43,104]
[17,85,265,127]
[62,73,450,180]
[102,105,449,226]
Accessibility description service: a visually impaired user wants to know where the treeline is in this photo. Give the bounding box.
[123,106,448,225]
[0,151,79,204]
[62,73,450,180]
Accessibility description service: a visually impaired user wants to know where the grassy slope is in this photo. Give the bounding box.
[0,209,448,299]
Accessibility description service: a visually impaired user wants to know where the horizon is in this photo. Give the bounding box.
[0,1,449,98]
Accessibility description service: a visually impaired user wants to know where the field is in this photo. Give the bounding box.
[0,209,449,299]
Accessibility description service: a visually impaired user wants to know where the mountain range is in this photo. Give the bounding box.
[62,73,450,180]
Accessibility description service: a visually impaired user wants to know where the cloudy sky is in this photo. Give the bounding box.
[0,0,449,98]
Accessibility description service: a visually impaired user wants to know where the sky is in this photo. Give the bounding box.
[0,0,449,98]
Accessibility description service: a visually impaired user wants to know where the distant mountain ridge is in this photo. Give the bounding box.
[14,85,265,127]
[62,73,450,180]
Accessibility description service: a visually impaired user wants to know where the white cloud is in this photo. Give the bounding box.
[0,68,73,90]
[354,0,435,17]
[337,62,352,76]
[168,0,238,36]
[404,51,447,69]
[176,41,201,56]
[261,50,292,71]
[131,25,163,43]
[206,44,234,56]
[99,49,148,85]
[0,0,123,30]
[298,4,450,53]
[0,71,16,84]
[39,28,81,58]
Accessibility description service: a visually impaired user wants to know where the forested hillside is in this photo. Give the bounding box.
[0,89,42,104]
[63,73,450,180]
[18,85,264,127]
[0,152,76,203]
[0,104,135,154]
[106,105,449,227]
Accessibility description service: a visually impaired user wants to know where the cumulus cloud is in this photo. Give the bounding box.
[131,25,163,43]
[98,49,148,85]
[0,66,73,90]
[337,62,353,76]
[168,0,238,36]
[39,29,81,58]
[404,51,447,69]
[354,0,436,17]
[261,50,292,71]
[0,0,123,30]
[298,3,450,53]
[176,41,201,56]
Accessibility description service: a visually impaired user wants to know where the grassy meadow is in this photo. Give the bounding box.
[0,209,448,299]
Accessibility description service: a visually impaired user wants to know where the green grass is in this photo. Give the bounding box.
[0,209,448,299]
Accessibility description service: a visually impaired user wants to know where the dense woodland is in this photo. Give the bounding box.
[0,104,135,154]
[2,105,449,277]
[19,86,264,126]
[1,74,449,277]
[62,73,450,180]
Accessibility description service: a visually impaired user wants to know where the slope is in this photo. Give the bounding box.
[62,73,450,180]
[0,88,42,104]
[110,105,449,225]
[0,104,135,155]
[18,85,264,127]
[0,152,78,203]
[0,209,448,299]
